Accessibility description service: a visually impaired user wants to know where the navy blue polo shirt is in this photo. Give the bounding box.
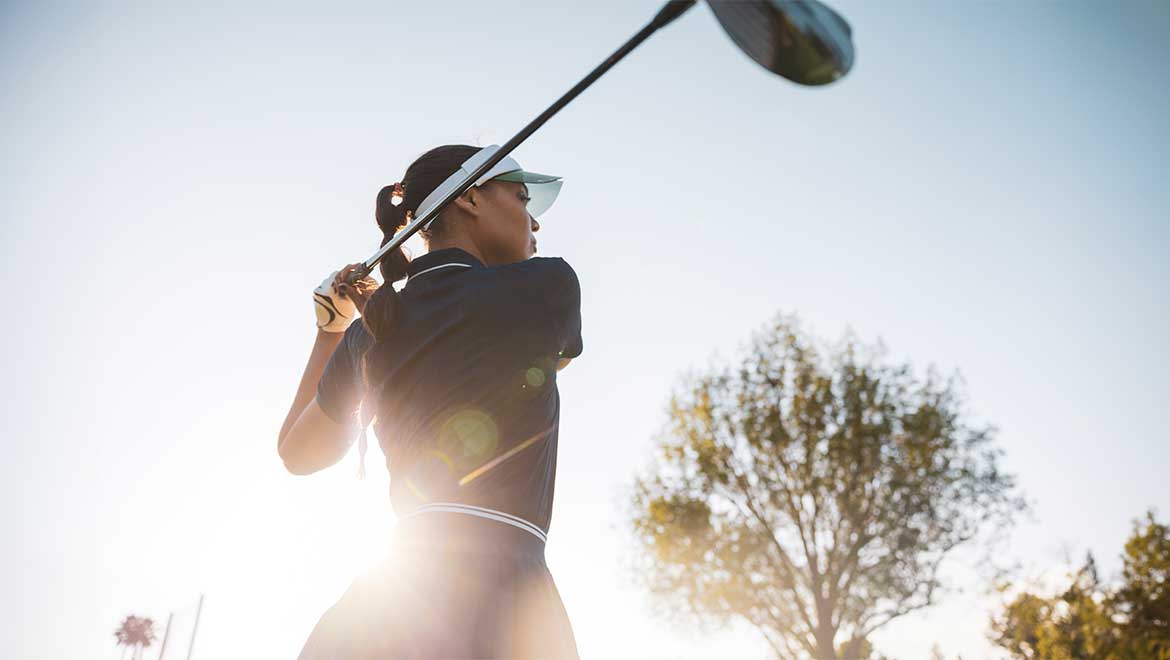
[315,248,582,535]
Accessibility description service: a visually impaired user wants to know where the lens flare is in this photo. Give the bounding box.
[459,423,555,487]
[524,367,546,388]
[441,408,500,461]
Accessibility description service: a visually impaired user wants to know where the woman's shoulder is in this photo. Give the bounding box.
[343,317,375,352]
[499,256,580,288]
[494,257,580,313]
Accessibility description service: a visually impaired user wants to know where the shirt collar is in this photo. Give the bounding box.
[404,247,485,279]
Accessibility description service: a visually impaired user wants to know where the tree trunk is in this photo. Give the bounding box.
[814,613,842,655]
[841,637,866,659]
[815,625,838,659]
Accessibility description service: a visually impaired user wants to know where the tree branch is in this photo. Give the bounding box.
[726,468,819,637]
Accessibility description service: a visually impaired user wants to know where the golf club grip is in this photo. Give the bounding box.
[343,263,372,286]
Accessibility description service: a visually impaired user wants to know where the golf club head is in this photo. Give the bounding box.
[706,0,854,86]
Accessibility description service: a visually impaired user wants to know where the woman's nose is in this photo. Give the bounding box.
[531,215,540,232]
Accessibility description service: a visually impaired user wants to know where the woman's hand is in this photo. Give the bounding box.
[333,264,380,316]
[313,264,381,332]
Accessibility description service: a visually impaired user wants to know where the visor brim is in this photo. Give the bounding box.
[493,170,563,218]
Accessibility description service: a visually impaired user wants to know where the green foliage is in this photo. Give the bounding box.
[628,314,1024,659]
[1118,512,1170,657]
[990,511,1170,660]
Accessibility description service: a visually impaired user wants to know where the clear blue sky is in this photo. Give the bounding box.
[2,1,1167,658]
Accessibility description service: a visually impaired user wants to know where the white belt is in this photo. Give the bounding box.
[399,502,547,544]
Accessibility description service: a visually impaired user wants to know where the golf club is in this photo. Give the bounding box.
[346,0,854,285]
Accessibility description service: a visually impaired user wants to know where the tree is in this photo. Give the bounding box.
[628,315,1024,659]
[1116,512,1170,657]
[991,555,1118,659]
[991,511,1170,660]
[114,614,157,660]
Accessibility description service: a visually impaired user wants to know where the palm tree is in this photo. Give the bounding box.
[114,615,157,660]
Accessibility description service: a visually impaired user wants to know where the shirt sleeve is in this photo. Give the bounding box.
[315,323,369,426]
[546,258,583,360]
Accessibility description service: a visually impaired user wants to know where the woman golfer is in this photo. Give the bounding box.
[278,144,582,659]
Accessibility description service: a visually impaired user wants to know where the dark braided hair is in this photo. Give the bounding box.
[362,144,480,342]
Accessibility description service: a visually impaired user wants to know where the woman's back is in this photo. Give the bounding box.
[317,247,583,534]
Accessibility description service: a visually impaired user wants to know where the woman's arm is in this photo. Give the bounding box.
[278,265,378,475]
[280,399,356,475]
[277,329,355,474]
[279,329,343,443]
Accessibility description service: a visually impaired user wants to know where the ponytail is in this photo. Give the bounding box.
[360,144,480,350]
[356,144,483,476]
[361,184,412,343]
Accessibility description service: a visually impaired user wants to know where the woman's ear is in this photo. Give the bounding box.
[450,187,480,217]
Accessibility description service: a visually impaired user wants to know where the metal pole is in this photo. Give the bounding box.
[156,612,173,660]
[185,594,204,660]
[351,0,697,282]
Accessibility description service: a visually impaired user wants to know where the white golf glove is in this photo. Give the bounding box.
[313,270,357,333]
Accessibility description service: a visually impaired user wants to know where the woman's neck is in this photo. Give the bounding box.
[427,236,486,265]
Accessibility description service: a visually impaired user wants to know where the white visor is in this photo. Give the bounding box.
[415,145,563,229]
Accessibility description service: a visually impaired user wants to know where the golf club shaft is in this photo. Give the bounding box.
[349,0,697,284]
